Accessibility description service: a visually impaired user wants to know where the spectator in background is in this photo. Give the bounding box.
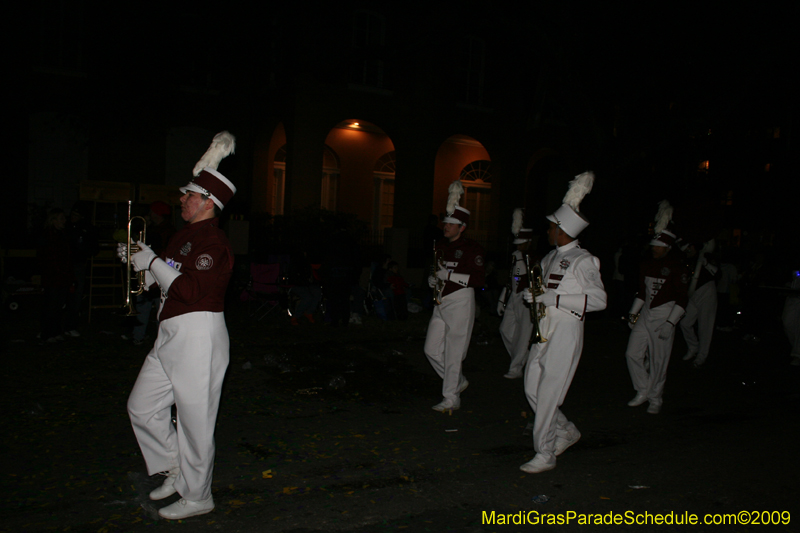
[386,261,409,320]
[287,250,321,326]
[64,202,98,337]
[322,225,360,328]
[370,253,394,320]
[38,208,73,343]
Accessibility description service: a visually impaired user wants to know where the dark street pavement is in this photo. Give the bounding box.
[2,302,799,532]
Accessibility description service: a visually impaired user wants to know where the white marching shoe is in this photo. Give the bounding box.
[554,428,581,456]
[627,393,647,407]
[647,401,662,414]
[503,370,523,379]
[457,379,469,393]
[683,350,697,361]
[158,496,215,520]
[432,398,460,412]
[150,468,179,500]
[520,454,556,474]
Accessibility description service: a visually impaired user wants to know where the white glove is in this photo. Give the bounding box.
[628,319,636,330]
[523,288,534,304]
[656,321,674,340]
[116,243,128,263]
[535,291,557,308]
[131,241,157,272]
[427,275,437,288]
[436,267,449,281]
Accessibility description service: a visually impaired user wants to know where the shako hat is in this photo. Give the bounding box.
[650,200,678,247]
[511,208,533,244]
[546,171,594,238]
[180,131,237,209]
[442,180,470,225]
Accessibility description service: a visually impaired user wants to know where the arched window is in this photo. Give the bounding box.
[460,160,492,240]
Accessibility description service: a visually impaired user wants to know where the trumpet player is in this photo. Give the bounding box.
[118,132,236,520]
[625,201,688,415]
[520,172,607,474]
[424,180,485,412]
[498,208,535,379]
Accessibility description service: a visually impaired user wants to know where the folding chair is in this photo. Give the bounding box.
[240,263,282,320]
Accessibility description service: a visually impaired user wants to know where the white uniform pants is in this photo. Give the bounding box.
[680,282,717,363]
[424,288,475,402]
[626,304,675,404]
[524,310,583,463]
[499,290,534,375]
[128,312,229,501]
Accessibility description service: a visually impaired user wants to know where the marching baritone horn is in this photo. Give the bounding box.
[525,253,547,346]
[124,201,148,316]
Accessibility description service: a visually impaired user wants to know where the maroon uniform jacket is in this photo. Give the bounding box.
[638,254,689,310]
[436,237,486,298]
[157,217,233,322]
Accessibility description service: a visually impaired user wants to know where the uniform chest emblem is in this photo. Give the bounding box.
[180,242,192,256]
[559,259,571,270]
[454,250,463,259]
[196,254,213,270]
[661,267,671,276]
[475,255,484,266]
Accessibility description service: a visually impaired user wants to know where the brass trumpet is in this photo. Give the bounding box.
[124,201,148,316]
[525,253,547,346]
[432,241,444,306]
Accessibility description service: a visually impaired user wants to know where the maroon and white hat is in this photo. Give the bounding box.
[443,205,470,225]
[442,180,470,226]
[546,172,595,238]
[514,228,534,244]
[180,131,237,210]
[649,200,676,247]
[651,224,678,248]
[511,208,533,244]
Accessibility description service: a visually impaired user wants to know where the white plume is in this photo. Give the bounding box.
[446,180,464,216]
[511,208,524,235]
[562,171,594,211]
[653,200,673,234]
[193,131,236,176]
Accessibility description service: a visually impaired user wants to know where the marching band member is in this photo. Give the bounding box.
[680,239,719,367]
[498,208,534,379]
[424,180,485,412]
[520,172,607,474]
[119,132,236,519]
[625,201,689,415]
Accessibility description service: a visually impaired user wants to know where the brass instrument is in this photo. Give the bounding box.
[501,256,513,309]
[525,254,547,346]
[124,201,148,316]
[432,241,445,306]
